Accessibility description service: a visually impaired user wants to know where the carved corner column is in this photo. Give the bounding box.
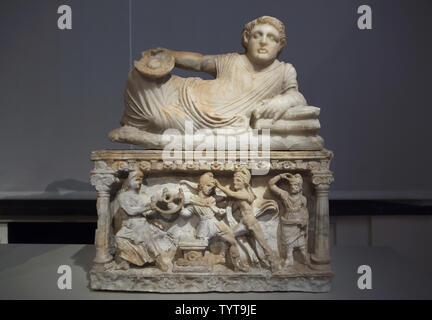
[311,171,334,265]
[90,161,118,264]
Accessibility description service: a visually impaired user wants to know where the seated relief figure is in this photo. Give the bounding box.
[109,16,323,150]
[112,170,176,271]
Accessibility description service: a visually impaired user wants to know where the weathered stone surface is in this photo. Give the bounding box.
[89,149,334,292]
[89,265,332,293]
[108,16,325,151]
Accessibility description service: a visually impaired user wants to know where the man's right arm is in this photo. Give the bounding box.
[165,49,217,76]
[268,175,284,198]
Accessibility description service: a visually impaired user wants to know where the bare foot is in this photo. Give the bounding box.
[156,256,169,272]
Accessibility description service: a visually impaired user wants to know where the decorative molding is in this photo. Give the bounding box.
[91,150,333,174]
[89,269,332,293]
[311,173,335,187]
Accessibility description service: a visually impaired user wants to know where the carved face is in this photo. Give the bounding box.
[245,23,282,66]
[233,175,244,191]
[290,181,302,194]
[201,180,216,196]
[129,172,142,190]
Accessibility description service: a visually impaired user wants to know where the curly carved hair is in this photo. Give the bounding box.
[241,16,287,52]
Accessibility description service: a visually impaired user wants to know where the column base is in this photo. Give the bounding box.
[93,249,113,264]
[311,253,331,266]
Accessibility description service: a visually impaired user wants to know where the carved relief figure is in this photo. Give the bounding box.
[180,172,249,272]
[215,168,280,271]
[269,173,309,266]
[109,16,323,150]
[113,171,175,271]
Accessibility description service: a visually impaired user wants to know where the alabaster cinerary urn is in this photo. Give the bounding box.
[89,15,334,292]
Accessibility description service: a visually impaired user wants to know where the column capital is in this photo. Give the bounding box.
[311,171,334,187]
[90,161,118,193]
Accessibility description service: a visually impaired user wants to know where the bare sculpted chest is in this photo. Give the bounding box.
[236,199,254,217]
[282,195,305,218]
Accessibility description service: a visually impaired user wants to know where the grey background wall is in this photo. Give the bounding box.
[1,0,431,200]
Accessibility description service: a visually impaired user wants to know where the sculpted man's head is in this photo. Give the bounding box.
[199,172,216,196]
[128,170,143,190]
[242,16,287,66]
[287,173,303,194]
[233,168,251,191]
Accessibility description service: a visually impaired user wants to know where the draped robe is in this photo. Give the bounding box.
[121,53,299,133]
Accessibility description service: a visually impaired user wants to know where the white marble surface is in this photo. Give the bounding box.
[109,16,324,150]
[0,244,430,299]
